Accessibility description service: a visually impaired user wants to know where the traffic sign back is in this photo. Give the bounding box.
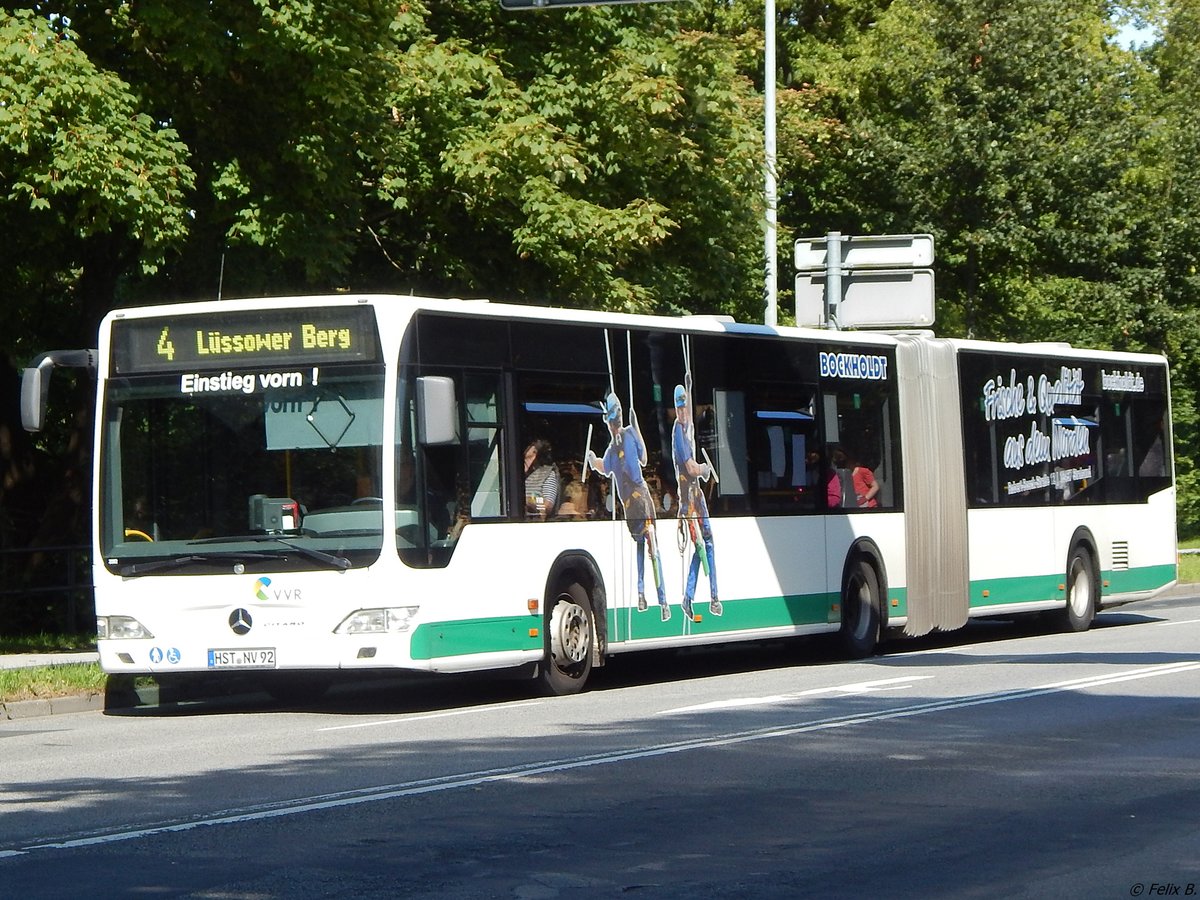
[795,269,935,329]
[794,234,935,270]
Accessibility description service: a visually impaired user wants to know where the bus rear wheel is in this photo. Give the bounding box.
[838,558,881,658]
[538,582,594,696]
[1060,547,1097,633]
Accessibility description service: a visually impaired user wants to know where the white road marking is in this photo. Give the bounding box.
[316,699,544,732]
[658,676,933,715]
[5,660,1198,859]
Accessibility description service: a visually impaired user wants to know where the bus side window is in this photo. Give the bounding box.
[750,396,819,513]
[821,384,899,510]
[1133,399,1171,499]
[517,371,611,523]
[465,374,504,520]
[1097,394,1170,504]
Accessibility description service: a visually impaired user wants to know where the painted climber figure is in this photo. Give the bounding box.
[585,392,670,621]
[672,383,721,620]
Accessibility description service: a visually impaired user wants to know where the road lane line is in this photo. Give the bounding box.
[316,699,544,732]
[658,675,934,715]
[6,659,1198,859]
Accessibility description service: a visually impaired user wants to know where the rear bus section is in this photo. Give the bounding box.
[956,344,1176,628]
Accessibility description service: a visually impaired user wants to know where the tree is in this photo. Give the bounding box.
[1136,0,1200,533]
[801,1,1146,339]
[367,1,765,317]
[0,9,193,347]
[33,0,398,299]
[0,8,193,629]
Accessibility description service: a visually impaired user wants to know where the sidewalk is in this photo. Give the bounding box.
[0,651,100,670]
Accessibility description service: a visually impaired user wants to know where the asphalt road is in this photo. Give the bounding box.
[3,588,1200,899]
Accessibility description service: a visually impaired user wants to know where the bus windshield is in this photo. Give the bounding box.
[99,364,386,573]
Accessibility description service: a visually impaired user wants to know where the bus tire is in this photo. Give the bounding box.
[1060,546,1097,633]
[538,582,594,696]
[838,557,881,658]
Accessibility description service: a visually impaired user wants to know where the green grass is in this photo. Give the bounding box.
[0,663,106,704]
[1179,537,1200,584]
[0,633,101,704]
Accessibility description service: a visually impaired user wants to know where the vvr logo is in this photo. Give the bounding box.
[252,576,302,602]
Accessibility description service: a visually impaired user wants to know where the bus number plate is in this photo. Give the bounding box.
[207,648,277,669]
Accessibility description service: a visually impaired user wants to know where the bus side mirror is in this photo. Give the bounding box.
[416,376,459,446]
[20,350,97,433]
[21,361,50,433]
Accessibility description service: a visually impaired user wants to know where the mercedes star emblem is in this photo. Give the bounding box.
[229,608,253,635]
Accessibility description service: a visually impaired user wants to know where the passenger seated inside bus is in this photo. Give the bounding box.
[848,449,880,508]
[555,479,588,520]
[524,438,561,519]
[806,450,842,509]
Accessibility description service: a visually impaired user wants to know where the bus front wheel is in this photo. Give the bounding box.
[838,558,881,658]
[538,582,594,696]
[1060,547,1097,633]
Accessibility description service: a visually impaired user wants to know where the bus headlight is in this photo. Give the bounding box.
[336,607,419,635]
[97,616,154,640]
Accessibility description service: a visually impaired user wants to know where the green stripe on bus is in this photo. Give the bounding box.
[409,563,1178,662]
[970,573,1062,608]
[411,616,542,660]
[611,591,841,640]
[412,591,845,660]
[1103,564,1177,595]
[969,564,1176,609]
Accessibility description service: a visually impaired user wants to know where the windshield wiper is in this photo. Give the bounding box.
[187,534,351,571]
[270,538,351,571]
[119,550,287,577]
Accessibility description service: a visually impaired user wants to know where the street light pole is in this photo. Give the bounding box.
[764,0,778,327]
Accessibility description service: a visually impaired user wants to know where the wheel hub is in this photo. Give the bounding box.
[550,600,589,666]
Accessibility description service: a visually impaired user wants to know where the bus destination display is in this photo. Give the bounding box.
[112,306,379,375]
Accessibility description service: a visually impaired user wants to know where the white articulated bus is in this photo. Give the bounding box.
[22,295,1177,697]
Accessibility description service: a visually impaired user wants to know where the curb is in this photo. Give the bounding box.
[1,677,160,721]
[0,652,111,720]
[2,691,107,720]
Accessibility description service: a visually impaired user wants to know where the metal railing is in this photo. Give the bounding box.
[0,544,94,634]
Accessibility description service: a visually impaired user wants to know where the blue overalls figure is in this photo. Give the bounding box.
[586,392,669,621]
[672,384,720,620]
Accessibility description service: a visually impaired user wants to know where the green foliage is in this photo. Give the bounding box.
[0,8,194,351]
[54,0,399,293]
[0,10,192,257]
[370,2,763,316]
[807,1,1141,338]
[765,0,1200,532]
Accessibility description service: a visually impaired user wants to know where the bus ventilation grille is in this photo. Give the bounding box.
[1111,541,1130,571]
